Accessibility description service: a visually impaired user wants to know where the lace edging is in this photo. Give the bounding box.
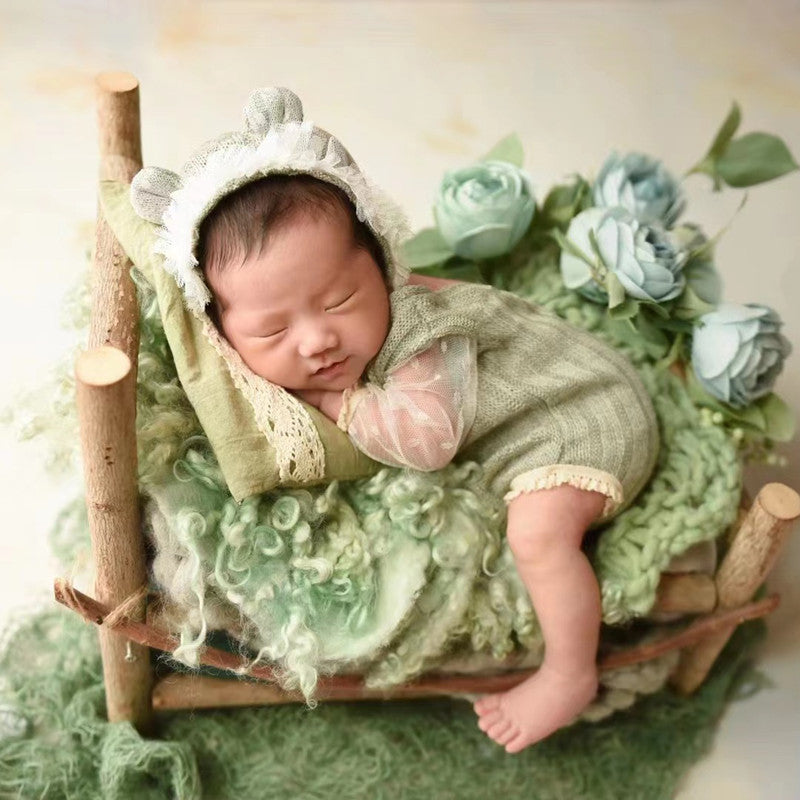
[337,384,368,431]
[200,317,325,484]
[153,120,412,315]
[503,464,624,520]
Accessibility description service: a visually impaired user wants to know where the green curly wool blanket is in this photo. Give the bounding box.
[136,248,742,699]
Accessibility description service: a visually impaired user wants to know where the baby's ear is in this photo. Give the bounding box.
[130,166,184,224]
[243,87,304,135]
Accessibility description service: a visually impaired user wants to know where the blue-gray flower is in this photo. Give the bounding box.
[691,303,792,407]
[434,161,535,259]
[560,206,687,303]
[594,152,686,228]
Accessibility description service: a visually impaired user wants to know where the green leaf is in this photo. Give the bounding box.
[608,298,639,320]
[413,261,486,284]
[686,102,741,187]
[441,262,487,284]
[655,332,686,371]
[733,402,768,433]
[481,133,524,167]
[757,393,796,442]
[673,285,717,321]
[637,299,671,320]
[684,369,796,439]
[401,228,455,269]
[709,101,742,159]
[717,132,800,187]
[606,271,627,310]
[685,367,730,413]
[541,176,592,226]
[632,310,670,357]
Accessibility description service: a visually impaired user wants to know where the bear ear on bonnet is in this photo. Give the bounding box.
[129,87,305,226]
[130,166,183,225]
[242,87,353,166]
[243,86,304,134]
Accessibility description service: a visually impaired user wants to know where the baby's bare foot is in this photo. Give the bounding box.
[473,664,598,753]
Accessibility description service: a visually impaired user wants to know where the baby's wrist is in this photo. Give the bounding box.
[319,390,344,423]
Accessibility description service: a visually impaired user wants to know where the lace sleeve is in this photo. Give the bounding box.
[337,335,478,471]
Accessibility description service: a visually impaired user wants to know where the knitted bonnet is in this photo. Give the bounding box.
[125,87,412,487]
[130,86,411,315]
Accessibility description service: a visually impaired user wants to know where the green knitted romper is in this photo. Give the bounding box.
[362,282,660,522]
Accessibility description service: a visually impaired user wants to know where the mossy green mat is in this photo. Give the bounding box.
[0,606,764,800]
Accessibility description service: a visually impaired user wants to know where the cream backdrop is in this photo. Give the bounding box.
[1,2,798,797]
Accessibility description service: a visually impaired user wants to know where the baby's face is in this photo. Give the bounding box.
[207,208,390,392]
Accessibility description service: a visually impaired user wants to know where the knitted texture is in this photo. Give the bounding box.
[132,246,742,698]
[0,607,767,800]
[367,283,659,516]
[507,254,742,622]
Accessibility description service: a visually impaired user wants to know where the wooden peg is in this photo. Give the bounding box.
[671,483,800,694]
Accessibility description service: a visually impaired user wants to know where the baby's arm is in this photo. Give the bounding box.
[295,389,344,423]
[339,336,478,471]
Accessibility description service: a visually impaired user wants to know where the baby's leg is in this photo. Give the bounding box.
[474,484,606,753]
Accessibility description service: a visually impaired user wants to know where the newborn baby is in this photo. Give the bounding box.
[198,172,660,753]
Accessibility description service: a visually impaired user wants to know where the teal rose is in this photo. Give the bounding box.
[594,152,686,228]
[559,206,687,303]
[691,304,792,407]
[434,161,536,259]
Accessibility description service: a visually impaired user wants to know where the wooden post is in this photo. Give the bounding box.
[91,72,141,368]
[671,483,800,694]
[75,71,152,730]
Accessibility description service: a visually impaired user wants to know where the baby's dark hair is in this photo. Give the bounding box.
[197,173,387,281]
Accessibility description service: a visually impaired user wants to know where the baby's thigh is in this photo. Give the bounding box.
[506,485,606,560]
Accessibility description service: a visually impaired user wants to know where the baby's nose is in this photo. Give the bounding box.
[297,324,339,358]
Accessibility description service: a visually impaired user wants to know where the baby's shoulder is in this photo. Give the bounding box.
[390,281,531,318]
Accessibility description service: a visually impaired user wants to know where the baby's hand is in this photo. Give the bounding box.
[295,389,344,424]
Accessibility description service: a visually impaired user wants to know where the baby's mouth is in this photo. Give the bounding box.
[314,357,348,378]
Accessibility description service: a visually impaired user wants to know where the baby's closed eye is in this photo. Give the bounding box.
[325,291,356,311]
[256,327,287,339]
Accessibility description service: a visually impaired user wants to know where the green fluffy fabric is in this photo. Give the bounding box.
[0,607,766,800]
[134,250,742,699]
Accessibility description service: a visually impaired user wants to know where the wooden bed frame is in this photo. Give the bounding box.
[53,72,800,736]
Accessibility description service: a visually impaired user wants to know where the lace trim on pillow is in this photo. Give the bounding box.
[503,464,624,520]
[153,119,412,314]
[201,317,325,483]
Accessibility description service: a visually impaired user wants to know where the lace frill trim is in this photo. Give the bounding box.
[150,120,413,477]
[336,383,366,432]
[153,119,413,315]
[503,464,624,520]
[201,318,325,484]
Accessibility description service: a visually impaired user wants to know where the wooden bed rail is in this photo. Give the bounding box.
[53,578,779,709]
[671,482,800,693]
[77,72,152,732]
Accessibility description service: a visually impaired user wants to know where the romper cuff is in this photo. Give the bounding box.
[337,383,368,431]
[503,465,624,521]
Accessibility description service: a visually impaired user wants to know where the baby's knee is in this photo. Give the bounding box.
[505,486,604,562]
[506,520,565,564]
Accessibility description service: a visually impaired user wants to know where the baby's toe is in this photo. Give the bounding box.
[477,709,504,732]
[486,718,514,743]
[496,724,520,747]
[473,694,502,715]
[504,731,529,754]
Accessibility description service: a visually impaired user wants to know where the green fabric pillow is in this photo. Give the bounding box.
[99,180,380,501]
